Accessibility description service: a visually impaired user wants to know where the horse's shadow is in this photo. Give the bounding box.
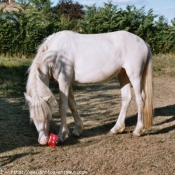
[154,105,175,124]
[0,152,39,167]
[149,105,175,135]
[125,105,175,136]
[68,104,175,141]
[60,105,175,148]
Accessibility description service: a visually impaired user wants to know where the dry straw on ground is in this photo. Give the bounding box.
[0,76,175,175]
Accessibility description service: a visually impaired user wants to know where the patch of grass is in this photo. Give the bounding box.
[0,56,31,97]
[153,54,175,77]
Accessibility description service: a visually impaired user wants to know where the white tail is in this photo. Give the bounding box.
[142,44,154,128]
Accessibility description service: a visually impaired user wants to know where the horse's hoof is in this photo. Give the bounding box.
[72,128,82,137]
[107,131,115,136]
[71,132,80,137]
[132,132,140,137]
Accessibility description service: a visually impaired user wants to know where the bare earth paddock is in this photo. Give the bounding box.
[0,76,175,175]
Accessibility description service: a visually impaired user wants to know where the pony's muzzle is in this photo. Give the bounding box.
[38,132,49,145]
[38,137,48,145]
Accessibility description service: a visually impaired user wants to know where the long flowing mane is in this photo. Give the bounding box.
[26,34,57,122]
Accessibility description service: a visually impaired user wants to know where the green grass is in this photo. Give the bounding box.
[0,54,175,96]
[0,57,31,97]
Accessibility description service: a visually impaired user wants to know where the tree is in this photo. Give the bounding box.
[54,0,84,20]
[52,0,84,30]
[1,0,175,56]
[26,0,51,10]
[78,2,121,33]
[0,0,74,56]
[171,17,175,27]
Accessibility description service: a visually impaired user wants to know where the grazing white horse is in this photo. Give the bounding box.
[24,30,153,145]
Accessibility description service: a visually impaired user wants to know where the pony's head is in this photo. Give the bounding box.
[24,93,56,145]
[24,33,58,145]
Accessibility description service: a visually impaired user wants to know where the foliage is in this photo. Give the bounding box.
[52,0,84,30]
[77,3,120,33]
[28,0,52,11]
[53,0,84,20]
[0,10,56,56]
[0,1,175,56]
[78,3,175,53]
[0,0,70,57]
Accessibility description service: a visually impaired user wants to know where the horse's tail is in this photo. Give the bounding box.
[142,44,154,128]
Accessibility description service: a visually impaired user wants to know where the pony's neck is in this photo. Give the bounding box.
[26,33,57,107]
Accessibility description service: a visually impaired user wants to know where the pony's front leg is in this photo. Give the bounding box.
[68,87,83,136]
[58,91,70,141]
[58,76,70,142]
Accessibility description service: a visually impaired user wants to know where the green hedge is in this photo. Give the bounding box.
[1,2,175,57]
[0,7,72,57]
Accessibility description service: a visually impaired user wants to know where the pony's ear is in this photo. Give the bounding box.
[42,96,51,102]
[24,92,32,103]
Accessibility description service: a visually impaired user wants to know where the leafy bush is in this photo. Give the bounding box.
[0,1,175,57]
[78,3,175,54]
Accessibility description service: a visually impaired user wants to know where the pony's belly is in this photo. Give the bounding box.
[74,68,121,84]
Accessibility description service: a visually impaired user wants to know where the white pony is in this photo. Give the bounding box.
[24,30,153,145]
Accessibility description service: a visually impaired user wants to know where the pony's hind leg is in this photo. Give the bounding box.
[68,87,83,136]
[129,76,144,136]
[109,70,132,135]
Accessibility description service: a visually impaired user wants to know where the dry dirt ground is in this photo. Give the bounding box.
[0,76,175,175]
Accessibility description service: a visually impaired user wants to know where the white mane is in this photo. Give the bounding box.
[26,33,57,121]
